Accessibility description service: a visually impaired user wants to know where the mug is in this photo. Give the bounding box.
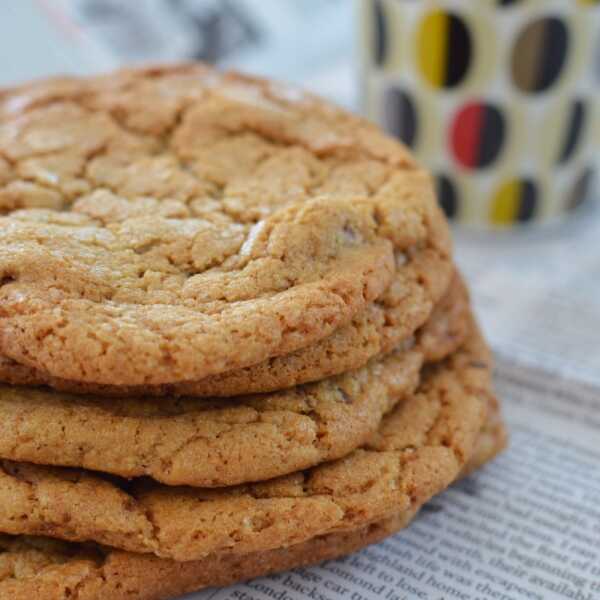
[358,0,600,227]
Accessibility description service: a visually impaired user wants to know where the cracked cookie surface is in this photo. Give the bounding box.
[0,316,492,561]
[0,276,469,488]
[0,403,505,600]
[0,246,455,398]
[0,64,451,386]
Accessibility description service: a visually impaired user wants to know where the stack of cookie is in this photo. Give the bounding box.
[0,65,506,600]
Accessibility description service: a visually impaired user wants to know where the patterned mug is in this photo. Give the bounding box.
[358,0,600,227]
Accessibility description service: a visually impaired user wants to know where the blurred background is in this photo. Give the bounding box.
[0,1,355,103]
[1,0,599,384]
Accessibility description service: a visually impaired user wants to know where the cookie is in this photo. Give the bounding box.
[0,64,452,386]
[0,281,468,488]
[461,395,507,478]
[0,249,456,398]
[0,407,506,600]
[0,318,491,561]
[0,514,418,600]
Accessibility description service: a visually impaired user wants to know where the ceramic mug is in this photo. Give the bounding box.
[358,0,600,226]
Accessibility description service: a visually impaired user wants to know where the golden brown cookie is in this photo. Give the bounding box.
[0,64,452,387]
[0,250,456,398]
[0,514,414,600]
[0,318,492,561]
[0,406,506,600]
[0,277,468,488]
